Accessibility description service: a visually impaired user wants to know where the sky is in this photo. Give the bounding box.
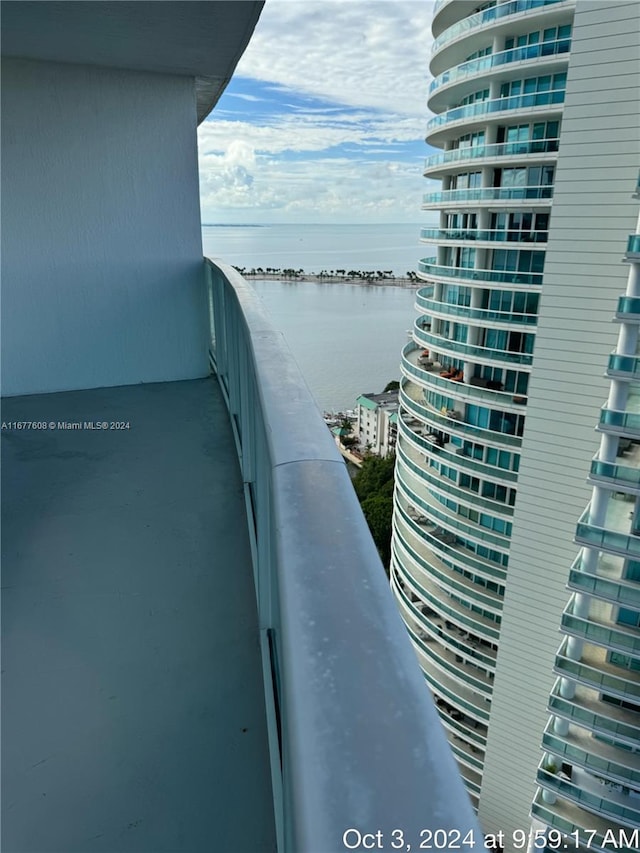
[197,0,438,225]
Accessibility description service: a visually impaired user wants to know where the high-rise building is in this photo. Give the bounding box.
[530,181,640,844]
[391,0,639,838]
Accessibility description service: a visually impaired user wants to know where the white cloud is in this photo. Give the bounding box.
[237,0,435,117]
[198,0,436,223]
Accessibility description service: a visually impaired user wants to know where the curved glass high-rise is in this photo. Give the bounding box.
[391,0,575,812]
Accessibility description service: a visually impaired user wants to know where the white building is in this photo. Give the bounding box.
[356,391,399,456]
[391,0,639,840]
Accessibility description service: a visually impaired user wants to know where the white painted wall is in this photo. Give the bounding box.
[1,58,208,396]
[478,1,640,841]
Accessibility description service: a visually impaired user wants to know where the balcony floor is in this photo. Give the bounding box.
[2,378,276,853]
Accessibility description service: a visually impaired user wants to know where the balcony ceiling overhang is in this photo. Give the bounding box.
[0,0,264,123]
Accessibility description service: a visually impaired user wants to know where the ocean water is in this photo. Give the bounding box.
[202,222,423,278]
[202,223,423,411]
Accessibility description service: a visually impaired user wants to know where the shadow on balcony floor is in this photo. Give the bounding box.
[2,378,276,853]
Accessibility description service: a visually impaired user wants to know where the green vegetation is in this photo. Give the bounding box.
[383,380,400,392]
[353,454,396,572]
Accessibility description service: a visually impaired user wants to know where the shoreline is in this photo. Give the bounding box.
[242,272,419,288]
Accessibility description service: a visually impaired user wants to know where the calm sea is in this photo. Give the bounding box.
[202,223,423,412]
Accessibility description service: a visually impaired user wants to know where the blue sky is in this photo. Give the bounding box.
[197,0,438,224]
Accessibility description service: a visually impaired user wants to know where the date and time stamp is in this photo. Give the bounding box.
[340,827,638,851]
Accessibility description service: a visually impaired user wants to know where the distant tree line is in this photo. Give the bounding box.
[233,266,419,283]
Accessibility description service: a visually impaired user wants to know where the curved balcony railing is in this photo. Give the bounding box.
[589,458,640,489]
[616,296,640,318]
[554,643,640,702]
[414,328,534,367]
[392,545,502,645]
[432,0,568,54]
[420,226,548,245]
[430,38,570,96]
[416,291,539,326]
[537,766,640,825]
[567,553,640,608]
[395,493,508,582]
[402,348,526,412]
[531,798,619,853]
[398,411,518,487]
[417,257,544,286]
[568,565,640,610]
[560,599,640,656]
[627,234,640,258]
[395,587,495,694]
[398,442,514,519]
[548,680,640,745]
[422,186,553,206]
[599,407,640,435]
[205,259,484,849]
[427,91,565,135]
[424,138,559,172]
[607,352,640,377]
[402,345,530,409]
[542,724,640,787]
[575,505,640,559]
[400,380,524,450]
[395,465,511,550]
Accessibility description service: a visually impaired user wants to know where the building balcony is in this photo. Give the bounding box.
[607,352,640,378]
[615,296,640,320]
[536,763,640,827]
[392,535,502,651]
[431,0,571,67]
[589,455,640,492]
[423,138,559,177]
[626,234,640,260]
[1,259,483,852]
[554,637,640,704]
[560,595,640,657]
[414,327,534,368]
[531,787,640,852]
[398,408,518,487]
[422,186,553,208]
[429,38,570,109]
[402,344,530,411]
[548,679,640,748]
[567,552,640,611]
[541,719,640,788]
[598,402,640,438]
[417,257,544,287]
[400,377,524,451]
[416,291,539,327]
[575,501,640,560]
[426,92,565,140]
[395,470,510,572]
[419,227,548,246]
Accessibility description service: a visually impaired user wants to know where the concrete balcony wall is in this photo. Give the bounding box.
[1,57,208,397]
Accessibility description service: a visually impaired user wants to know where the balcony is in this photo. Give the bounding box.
[423,138,559,175]
[417,257,543,287]
[537,764,640,826]
[599,405,640,437]
[426,91,565,138]
[607,352,640,378]
[554,637,640,703]
[548,679,640,747]
[420,226,548,246]
[422,186,553,208]
[400,378,524,451]
[589,457,640,491]
[429,38,570,105]
[615,296,640,320]
[575,502,640,560]
[1,260,483,852]
[627,234,640,260]
[431,0,569,56]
